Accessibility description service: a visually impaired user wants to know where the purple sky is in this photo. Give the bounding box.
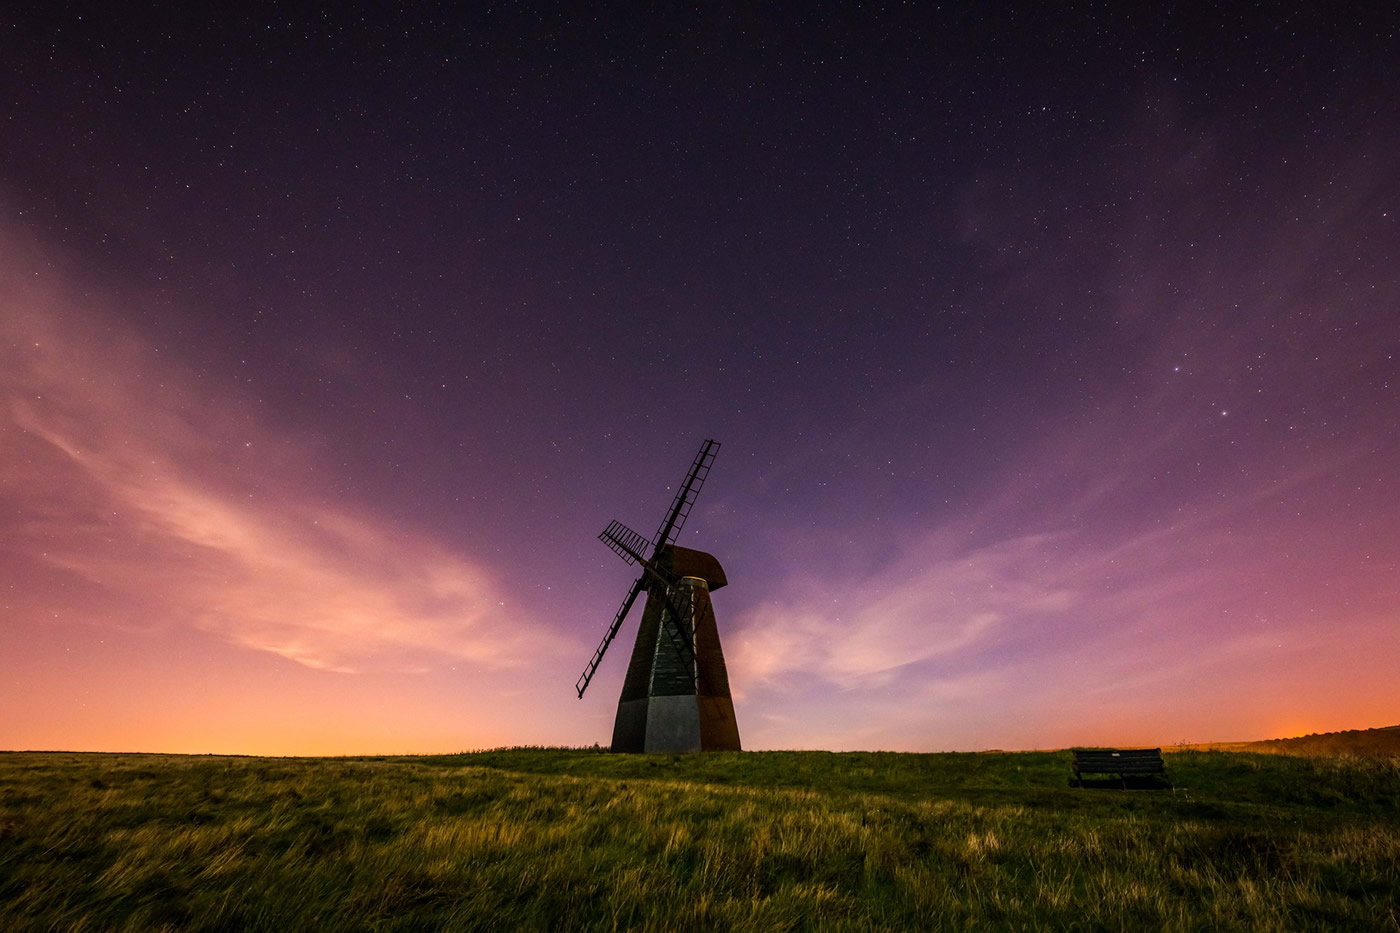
[2,4,1397,754]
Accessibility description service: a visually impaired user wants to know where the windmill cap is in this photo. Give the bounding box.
[664,545,727,590]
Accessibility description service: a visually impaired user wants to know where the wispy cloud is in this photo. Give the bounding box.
[1,251,553,674]
[729,530,1078,692]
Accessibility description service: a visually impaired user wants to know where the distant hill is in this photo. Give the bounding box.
[1169,724,1400,757]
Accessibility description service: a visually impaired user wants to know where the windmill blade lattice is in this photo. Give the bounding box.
[599,520,650,565]
[576,575,646,698]
[651,440,719,554]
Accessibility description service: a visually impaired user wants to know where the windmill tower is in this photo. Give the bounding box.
[576,439,741,753]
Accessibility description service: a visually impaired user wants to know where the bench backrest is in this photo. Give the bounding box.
[1073,748,1162,764]
[1072,748,1164,774]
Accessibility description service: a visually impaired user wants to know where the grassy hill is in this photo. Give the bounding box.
[1,747,1397,930]
[1170,724,1400,758]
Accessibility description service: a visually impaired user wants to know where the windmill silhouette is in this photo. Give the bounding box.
[576,439,741,753]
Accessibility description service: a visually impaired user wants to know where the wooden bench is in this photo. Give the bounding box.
[1071,748,1167,788]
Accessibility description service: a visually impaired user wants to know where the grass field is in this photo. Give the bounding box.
[2,747,1397,931]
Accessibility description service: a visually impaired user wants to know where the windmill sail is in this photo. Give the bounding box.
[575,576,645,698]
[651,439,719,554]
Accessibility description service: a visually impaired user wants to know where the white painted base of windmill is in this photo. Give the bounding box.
[613,695,740,753]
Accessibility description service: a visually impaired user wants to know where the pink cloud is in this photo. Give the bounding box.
[2,249,557,676]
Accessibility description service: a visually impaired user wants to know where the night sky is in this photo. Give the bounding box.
[3,4,1397,755]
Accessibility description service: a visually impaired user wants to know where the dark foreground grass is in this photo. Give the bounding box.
[1,749,1397,931]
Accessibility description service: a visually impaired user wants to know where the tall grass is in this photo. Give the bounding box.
[1,749,1396,931]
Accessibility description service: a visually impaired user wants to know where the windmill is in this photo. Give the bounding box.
[576,439,741,753]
